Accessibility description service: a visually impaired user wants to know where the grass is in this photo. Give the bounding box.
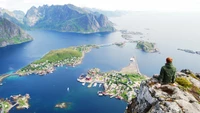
[33,48,82,64]
[126,73,146,82]
[175,77,192,89]
[3,101,10,109]
[189,85,200,102]
[176,77,200,102]
[19,45,94,72]
[190,73,199,80]
[18,99,26,106]
[0,35,32,45]
[121,91,128,101]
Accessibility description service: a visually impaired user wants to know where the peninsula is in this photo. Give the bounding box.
[16,45,98,76]
[0,74,11,85]
[0,94,30,113]
[77,57,147,102]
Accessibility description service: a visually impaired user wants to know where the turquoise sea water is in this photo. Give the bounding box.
[1,12,200,113]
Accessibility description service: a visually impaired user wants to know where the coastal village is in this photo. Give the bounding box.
[0,94,30,113]
[16,45,97,76]
[77,57,147,102]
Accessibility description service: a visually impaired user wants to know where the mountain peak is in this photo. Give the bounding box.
[23,4,115,33]
[0,17,33,47]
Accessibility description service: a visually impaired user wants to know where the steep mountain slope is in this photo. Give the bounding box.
[0,8,27,29]
[0,17,33,47]
[24,4,115,33]
[12,10,25,23]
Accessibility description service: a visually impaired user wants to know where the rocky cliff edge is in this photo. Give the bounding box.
[126,69,200,113]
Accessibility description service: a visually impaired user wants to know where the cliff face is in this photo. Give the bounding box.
[126,70,200,113]
[0,17,33,47]
[23,4,115,33]
[0,8,26,28]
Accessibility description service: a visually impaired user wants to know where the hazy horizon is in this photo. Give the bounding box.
[1,0,200,13]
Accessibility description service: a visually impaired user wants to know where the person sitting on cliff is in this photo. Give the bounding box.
[158,57,176,86]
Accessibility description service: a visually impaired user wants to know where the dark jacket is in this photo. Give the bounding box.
[158,63,176,84]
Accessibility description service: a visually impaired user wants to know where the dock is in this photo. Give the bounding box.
[88,82,94,88]
[120,56,141,75]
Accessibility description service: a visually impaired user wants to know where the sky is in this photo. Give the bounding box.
[0,0,200,13]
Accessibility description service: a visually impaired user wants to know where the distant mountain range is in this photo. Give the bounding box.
[0,8,27,29]
[0,17,33,47]
[0,4,119,47]
[1,4,117,34]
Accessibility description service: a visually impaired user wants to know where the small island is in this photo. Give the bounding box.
[16,45,97,76]
[136,41,159,53]
[114,42,126,47]
[119,30,160,53]
[0,94,30,113]
[55,102,67,109]
[120,30,143,35]
[121,34,133,40]
[120,30,143,40]
[77,57,147,102]
[178,48,200,55]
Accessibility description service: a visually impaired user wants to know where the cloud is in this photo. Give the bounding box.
[0,0,200,12]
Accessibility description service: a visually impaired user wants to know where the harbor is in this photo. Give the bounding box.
[77,57,147,102]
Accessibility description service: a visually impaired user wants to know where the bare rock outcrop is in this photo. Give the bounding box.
[126,71,200,113]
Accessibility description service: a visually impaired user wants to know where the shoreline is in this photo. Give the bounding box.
[0,94,30,113]
[15,45,95,76]
[0,74,12,84]
[77,57,147,102]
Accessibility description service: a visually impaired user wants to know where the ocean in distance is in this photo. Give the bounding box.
[1,12,200,113]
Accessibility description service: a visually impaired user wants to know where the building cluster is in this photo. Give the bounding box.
[77,68,145,102]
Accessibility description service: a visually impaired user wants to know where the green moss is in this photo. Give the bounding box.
[175,77,192,88]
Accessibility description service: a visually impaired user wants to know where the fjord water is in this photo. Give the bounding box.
[0,12,200,113]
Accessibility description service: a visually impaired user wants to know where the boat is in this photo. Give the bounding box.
[93,83,97,87]
[82,82,85,86]
[0,83,2,86]
[130,57,135,61]
[98,93,103,96]
[97,91,103,96]
[67,87,69,91]
[99,84,102,87]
